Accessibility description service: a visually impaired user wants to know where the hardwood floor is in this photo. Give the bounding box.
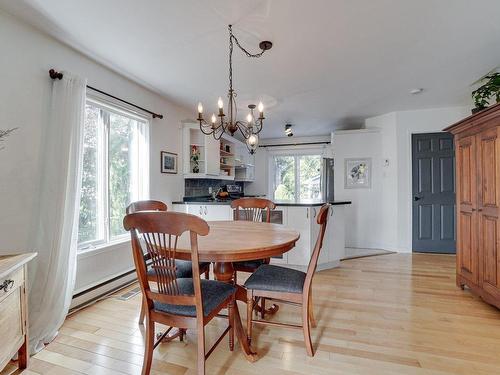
[4,253,500,375]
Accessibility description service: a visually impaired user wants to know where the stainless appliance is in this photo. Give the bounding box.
[322,158,334,201]
[226,184,242,194]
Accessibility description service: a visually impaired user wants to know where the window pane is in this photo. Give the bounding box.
[299,155,322,200]
[108,112,135,239]
[273,156,295,201]
[78,104,102,244]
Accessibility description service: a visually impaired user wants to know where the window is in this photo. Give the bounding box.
[270,153,322,202]
[78,97,149,250]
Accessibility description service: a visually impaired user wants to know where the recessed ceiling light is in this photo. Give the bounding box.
[410,88,424,95]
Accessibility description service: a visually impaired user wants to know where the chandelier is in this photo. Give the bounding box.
[196,25,272,154]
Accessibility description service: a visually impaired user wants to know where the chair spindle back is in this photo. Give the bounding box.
[124,211,209,309]
[126,200,168,214]
[231,198,276,223]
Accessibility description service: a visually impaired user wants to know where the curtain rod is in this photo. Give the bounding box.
[49,69,164,119]
[259,141,331,148]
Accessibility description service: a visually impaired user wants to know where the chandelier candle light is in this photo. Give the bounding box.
[197,25,272,154]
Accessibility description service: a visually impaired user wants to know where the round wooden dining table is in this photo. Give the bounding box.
[174,220,300,361]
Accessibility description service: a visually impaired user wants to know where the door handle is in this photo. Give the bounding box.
[413,196,422,201]
[199,206,203,216]
[204,206,208,215]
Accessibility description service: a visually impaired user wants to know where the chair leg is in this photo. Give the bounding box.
[260,297,266,319]
[228,299,235,351]
[247,295,253,344]
[180,328,185,342]
[142,315,155,375]
[308,292,317,328]
[197,323,206,375]
[139,296,146,325]
[302,302,314,357]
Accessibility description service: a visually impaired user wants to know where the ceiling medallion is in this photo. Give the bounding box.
[196,25,272,154]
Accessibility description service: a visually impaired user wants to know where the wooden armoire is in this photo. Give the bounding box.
[445,102,500,309]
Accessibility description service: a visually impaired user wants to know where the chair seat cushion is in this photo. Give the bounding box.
[233,259,266,271]
[153,278,236,317]
[244,264,306,294]
[147,260,209,279]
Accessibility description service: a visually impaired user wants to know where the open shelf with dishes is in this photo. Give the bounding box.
[219,138,235,178]
[182,121,254,180]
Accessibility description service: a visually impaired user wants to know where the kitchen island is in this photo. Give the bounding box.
[172,199,351,271]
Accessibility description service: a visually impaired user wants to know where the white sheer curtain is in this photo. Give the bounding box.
[29,71,86,353]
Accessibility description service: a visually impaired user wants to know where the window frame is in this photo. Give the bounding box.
[78,95,150,252]
[267,147,325,203]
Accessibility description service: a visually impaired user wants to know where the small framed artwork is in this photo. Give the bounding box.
[161,151,178,174]
[345,158,371,188]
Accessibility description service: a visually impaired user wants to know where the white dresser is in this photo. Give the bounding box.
[0,253,37,372]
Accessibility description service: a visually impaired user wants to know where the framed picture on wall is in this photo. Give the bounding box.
[161,151,178,174]
[344,158,371,188]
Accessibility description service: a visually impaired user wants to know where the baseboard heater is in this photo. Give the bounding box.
[69,269,138,314]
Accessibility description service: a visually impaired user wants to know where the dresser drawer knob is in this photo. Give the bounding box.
[1,279,14,293]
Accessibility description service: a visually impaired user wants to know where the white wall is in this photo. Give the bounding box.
[388,107,469,252]
[332,129,384,249]
[363,106,470,252]
[0,10,191,292]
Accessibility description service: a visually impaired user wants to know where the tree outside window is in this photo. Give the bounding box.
[78,98,149,250]
[272,154,322,202]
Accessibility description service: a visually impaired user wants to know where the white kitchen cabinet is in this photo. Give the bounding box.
[326,205,346,262]
[310,206,327,265]
[234,143,255,182]
[205,137,220,176]
[186,204,205,218]
[172,204,188,213]
[286,206,312,266]
[204,205,232,221]
[173,204,232,221]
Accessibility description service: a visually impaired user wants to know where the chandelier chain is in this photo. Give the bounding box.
[228,25,267,93]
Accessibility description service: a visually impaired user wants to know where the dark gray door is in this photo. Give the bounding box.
[412,133,456,253]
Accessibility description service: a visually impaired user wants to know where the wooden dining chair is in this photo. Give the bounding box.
[123,211,236,375]
[126,200,211,325]
[244,203,331,356]
[231,197,276,318]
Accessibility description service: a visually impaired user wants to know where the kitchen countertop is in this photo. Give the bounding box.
[172,198,351,206]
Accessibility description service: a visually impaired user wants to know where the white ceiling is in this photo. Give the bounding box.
[2,0,500,138]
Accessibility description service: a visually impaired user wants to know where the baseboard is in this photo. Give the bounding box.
[283,260,340,272]
[69,270,137,313]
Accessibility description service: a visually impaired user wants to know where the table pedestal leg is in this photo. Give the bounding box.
[214,262,258,362]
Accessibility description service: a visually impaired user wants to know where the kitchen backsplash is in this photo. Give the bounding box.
[185,179,244,197]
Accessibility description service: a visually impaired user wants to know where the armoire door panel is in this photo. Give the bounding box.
[458,212,477,282]
[480,137,497,208]
[477,127,500,298]
[457,139,473,205]
[456,135,477,283]
[481,215,497,286]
